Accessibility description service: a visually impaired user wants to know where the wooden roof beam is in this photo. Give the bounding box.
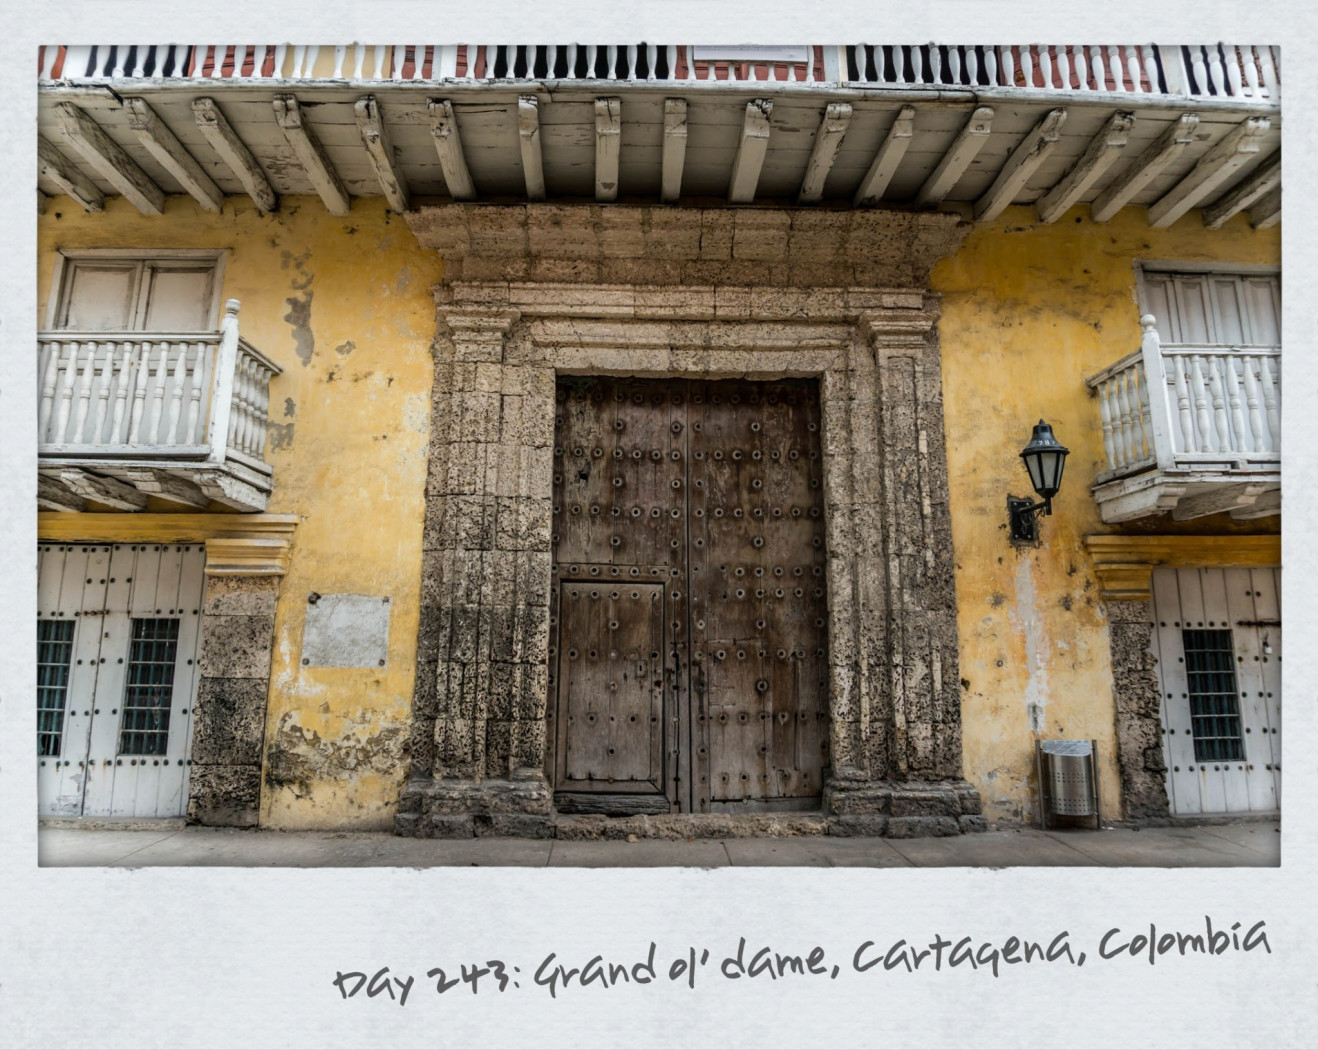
[1148,117,1270,228]
[54,102,164,215]
[353,96,410,213]
[37,136,104,212]
[37,475,85,513]
[1202,150,1280,229]
[661,98,687,204]
[1035,111,1135,224]
[853,105,915,207]
[728,98,773,204]
[595,96,621,202]
[798,102,852,204]
[428,99,476,201]
[56,468,148,511]
[914,106,993,208]
[518,95,546,202]
[193,97,279,213]
[124,97,223,213]
[974,107,1067,222]
[273,94,351,216]
[1250,186,1281,229]
[1090,113,1198,223]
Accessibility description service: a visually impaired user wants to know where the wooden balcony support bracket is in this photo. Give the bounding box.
[914,105,994,208]
[1250,185,1281,229]
[54,102,164,216]
[37,136,105,212]
[1148,116,1271,228]
[273,94,351,216]
[1202,150,1280,229]
[37,475,85,513]
[798,101,852,204]
[728,98,773,204]
[54,468,148,511]
[1035,110,1135,224]
[518,95,546,202]
[661,98,688,204]
[193,98,279,213]
[428,99,477,201]
[109,467,212,509]
[1090,113,1199,223]
[354,96,411,213]
[853,105,915,208]
[974,107,1067,222]
[124,97,223,212]
[594,96,622,202]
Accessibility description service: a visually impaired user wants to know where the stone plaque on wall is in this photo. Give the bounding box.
[302,594,391,668]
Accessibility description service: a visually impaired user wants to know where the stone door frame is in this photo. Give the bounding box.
[402,279,983,837]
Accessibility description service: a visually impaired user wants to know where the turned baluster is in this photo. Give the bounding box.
[1017,45,1033,87]
[1098,379,1117,469]
[272,44,288,78]
[70,343,95,444]
[163,342,187,444]
[38,341,60,440]
[53,343,78,444]
[127,343,150,444]
[1241,46,1261,97]
[1206,356,1231,452]
[183,343,205,444]
[1206,45,1228,96]
[1223,356,1248,452]
[982,45,997,86]
[1240,356,1266,453]
[1189,46,1208,94]
[1037,45,1052,88]
[948,45,962,85]
[91,346,113,443]
[1115,369,1135,465]
[964,45,979,85]
[1258,357,1280,451]
[1054,46,1069,89]
[109,345,133,444]
[1259,47,1279,98]
[998,46,1014,86]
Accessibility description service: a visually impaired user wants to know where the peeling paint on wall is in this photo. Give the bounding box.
[1012,556,1049,734]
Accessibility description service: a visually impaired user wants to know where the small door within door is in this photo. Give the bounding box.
[1151,567,1281,815]
[37,543,205,818]
[549,377,829,814]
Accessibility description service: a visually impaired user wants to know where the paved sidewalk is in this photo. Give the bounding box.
[37,818,1280,867]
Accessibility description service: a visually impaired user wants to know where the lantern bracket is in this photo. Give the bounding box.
[1008,494,1052,544]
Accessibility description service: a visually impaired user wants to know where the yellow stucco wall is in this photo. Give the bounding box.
[932,205,1280,824]
[39,195,444,829]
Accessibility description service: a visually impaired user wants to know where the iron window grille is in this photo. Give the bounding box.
[118,617,180,756]
[1182,628,1246,762]
[37,619,75,756]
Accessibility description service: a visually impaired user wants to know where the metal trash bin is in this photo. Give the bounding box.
[1035,739,1100,829]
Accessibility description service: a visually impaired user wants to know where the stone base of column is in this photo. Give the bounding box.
[395,770,554,839]
[823,777,987,837]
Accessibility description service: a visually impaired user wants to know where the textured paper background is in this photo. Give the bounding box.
[2,3,1314,1046]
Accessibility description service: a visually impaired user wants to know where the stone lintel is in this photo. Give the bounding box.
[1085,534,1280,601]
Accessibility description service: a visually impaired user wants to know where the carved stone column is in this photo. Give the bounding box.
[398,304,555,837]
[822,304,984,836]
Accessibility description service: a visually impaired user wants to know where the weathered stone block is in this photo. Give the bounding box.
[430,814,477,838]
[958,814,989,834]
[198,615,275,679]
[187,764,260,827]
[202,575,278,616]
[476,813,553,838]
[826,815,889,837]
[191,678,268,766]
[887,815,961,838]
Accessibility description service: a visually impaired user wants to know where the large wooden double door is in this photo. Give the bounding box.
[549,377,829,814]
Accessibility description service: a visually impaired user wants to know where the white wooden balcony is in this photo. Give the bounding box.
[1086,316,1279,522]
[37,299,281,513]
[36,42,1280,230]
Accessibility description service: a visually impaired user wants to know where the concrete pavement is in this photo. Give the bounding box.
[37,818,1280,867]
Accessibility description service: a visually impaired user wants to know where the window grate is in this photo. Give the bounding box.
[1182,628,1245,762]
[118,618,179,756]
[37,620,75,756]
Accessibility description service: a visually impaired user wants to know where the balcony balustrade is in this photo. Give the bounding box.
[37,299,281,513]
[38,42,1280,102]
[1086,315,1280,522]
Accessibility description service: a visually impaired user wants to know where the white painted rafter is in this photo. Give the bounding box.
[661,98,688,204]
[914,106,993,208]
[273,94,351,216]
[37,475,85,513]
[353,96,410,213]
[37,136,105,211]
[728,98,773,204]
[193,97,279,213]
[1090,113,1198,223]
[798,102,852,203]
[1250,186,1281,229]
[594,96,622,202]
[518,95,546,202]
[428,99,477,201]
[1148,117,1270,228]
[56,468,148,511]
[1202,150,1280,229]
[853,105,915,207]
[124,97,223,212]
[974,107,1067,222]
[111,468,212,509]
[1035,111,1134,224]
[54,102,165,215]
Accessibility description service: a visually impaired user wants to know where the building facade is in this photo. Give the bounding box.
[35,43,1281,836]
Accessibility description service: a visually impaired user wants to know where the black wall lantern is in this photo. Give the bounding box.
[1008,420,1069,543]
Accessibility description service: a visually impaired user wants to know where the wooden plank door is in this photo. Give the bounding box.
[549,376,829,814]
[1151,566,1281,816]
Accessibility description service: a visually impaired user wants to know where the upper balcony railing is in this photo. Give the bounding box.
[1086,315,1280,483]
[38,43,1280,102]
[38,299,279,473]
